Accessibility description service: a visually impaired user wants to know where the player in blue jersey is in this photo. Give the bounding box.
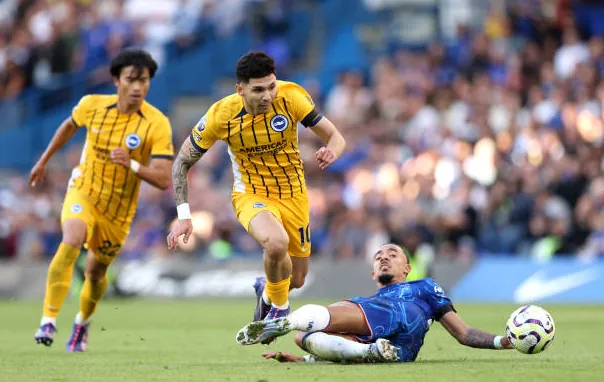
[236,243,514,363]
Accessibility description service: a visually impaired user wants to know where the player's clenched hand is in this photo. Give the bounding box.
[261,351,304,363]
[167,219,193,251]
[29,160,47,187]
[110,148,130,167]
[315,146,336,170]
[501,336,514,349]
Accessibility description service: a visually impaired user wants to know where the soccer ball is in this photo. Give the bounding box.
[506,305,555,354]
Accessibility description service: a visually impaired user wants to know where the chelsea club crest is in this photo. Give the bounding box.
[270,114,289,132]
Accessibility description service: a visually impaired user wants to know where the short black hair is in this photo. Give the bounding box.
[236,51,276,83]
[373,243,411,263]
[110,48,158,79]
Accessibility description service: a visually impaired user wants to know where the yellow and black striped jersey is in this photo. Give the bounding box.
[69,94,174,225]
[189,81,322,199]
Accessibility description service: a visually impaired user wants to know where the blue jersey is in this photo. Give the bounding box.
[348,278,454,362]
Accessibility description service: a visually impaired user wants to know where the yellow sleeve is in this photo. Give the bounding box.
[287,83,323,127]
[71,95,94,128]
[189,103,220,152]
[150,117,174,159]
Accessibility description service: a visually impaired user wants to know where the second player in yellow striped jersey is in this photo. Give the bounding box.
[70,93,173,225]
[189,80,320,198]
[30,49,173,351]
[168,52,346,322]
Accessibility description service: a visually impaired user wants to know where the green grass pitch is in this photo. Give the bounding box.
[1,299,603,381]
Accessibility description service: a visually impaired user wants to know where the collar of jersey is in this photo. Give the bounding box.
[106,102,145,118]
[378,281,410,292]
[234,107,247,119]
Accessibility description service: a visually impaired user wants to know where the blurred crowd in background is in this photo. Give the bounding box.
[1,0,603,265]
[0,0,289,102]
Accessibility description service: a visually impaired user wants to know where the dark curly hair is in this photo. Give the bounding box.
[236,51,276,83]
[110,48,158,79]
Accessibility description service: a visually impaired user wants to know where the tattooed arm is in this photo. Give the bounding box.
[439,310,513,349]
[172,137,204,205]
[460,328,503,349]
[167,137,205,250]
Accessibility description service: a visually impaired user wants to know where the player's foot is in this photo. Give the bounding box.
[265,305,290,320]
[236,317,292,345]
[260,305,290,344]
[365,338,400,363]
[253,277,271,321]
[34,323,57,347]
[65,322,89,352]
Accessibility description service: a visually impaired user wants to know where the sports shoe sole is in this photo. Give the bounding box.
[374,338,400,362]
[35,336,54,347]
[236,317,292,345]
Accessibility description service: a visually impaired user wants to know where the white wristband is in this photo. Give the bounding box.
[177,203,192,220]
[130,159,141,173]
[493,335,503,349]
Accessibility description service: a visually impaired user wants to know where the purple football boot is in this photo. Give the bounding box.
[65,322,89,352]
[34,323,57,346]
[253,277,272,321]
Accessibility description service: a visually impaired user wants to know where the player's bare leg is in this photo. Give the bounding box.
[66,251,109,352]
[294,302,398,362]
[249,211,292,319]
[291,331,400,363]
[290,256,309,290]
[237,301,399,361]
[35,219,86,347]
[251,249,309,321]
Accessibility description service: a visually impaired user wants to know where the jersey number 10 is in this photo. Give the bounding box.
[298,224,310,246]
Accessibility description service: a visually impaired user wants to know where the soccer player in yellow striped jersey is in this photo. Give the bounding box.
[168,52,346,327]
[30,49,174,352]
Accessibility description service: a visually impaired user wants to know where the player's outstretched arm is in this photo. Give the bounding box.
[30,117,79,187]
[262,351,328,364]
[262,351,305,363]
[166,137,205,250]
[439,311,513,350]
[308,117,346,170]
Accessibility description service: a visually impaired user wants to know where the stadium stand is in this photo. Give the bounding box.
[0,0,602,268]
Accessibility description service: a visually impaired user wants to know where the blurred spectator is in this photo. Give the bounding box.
[49,12,79,75]
[0,0,260,104]
[554,27,589,79]
[325,70,373,125]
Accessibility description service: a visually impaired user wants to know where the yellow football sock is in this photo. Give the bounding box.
[265,277,291,306]
[80,276,108,320]
[42,243,80,318]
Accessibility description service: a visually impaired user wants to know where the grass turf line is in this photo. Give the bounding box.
[1,299,603,382]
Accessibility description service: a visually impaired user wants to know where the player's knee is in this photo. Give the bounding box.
[62,237,85,249]
[294,331,307,349]
[61,219,87,248]
[85,269,107,281]
[261,233,289,257]
[85,262,109,281]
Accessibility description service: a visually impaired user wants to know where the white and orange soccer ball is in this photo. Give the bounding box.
[506,305,556,354]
